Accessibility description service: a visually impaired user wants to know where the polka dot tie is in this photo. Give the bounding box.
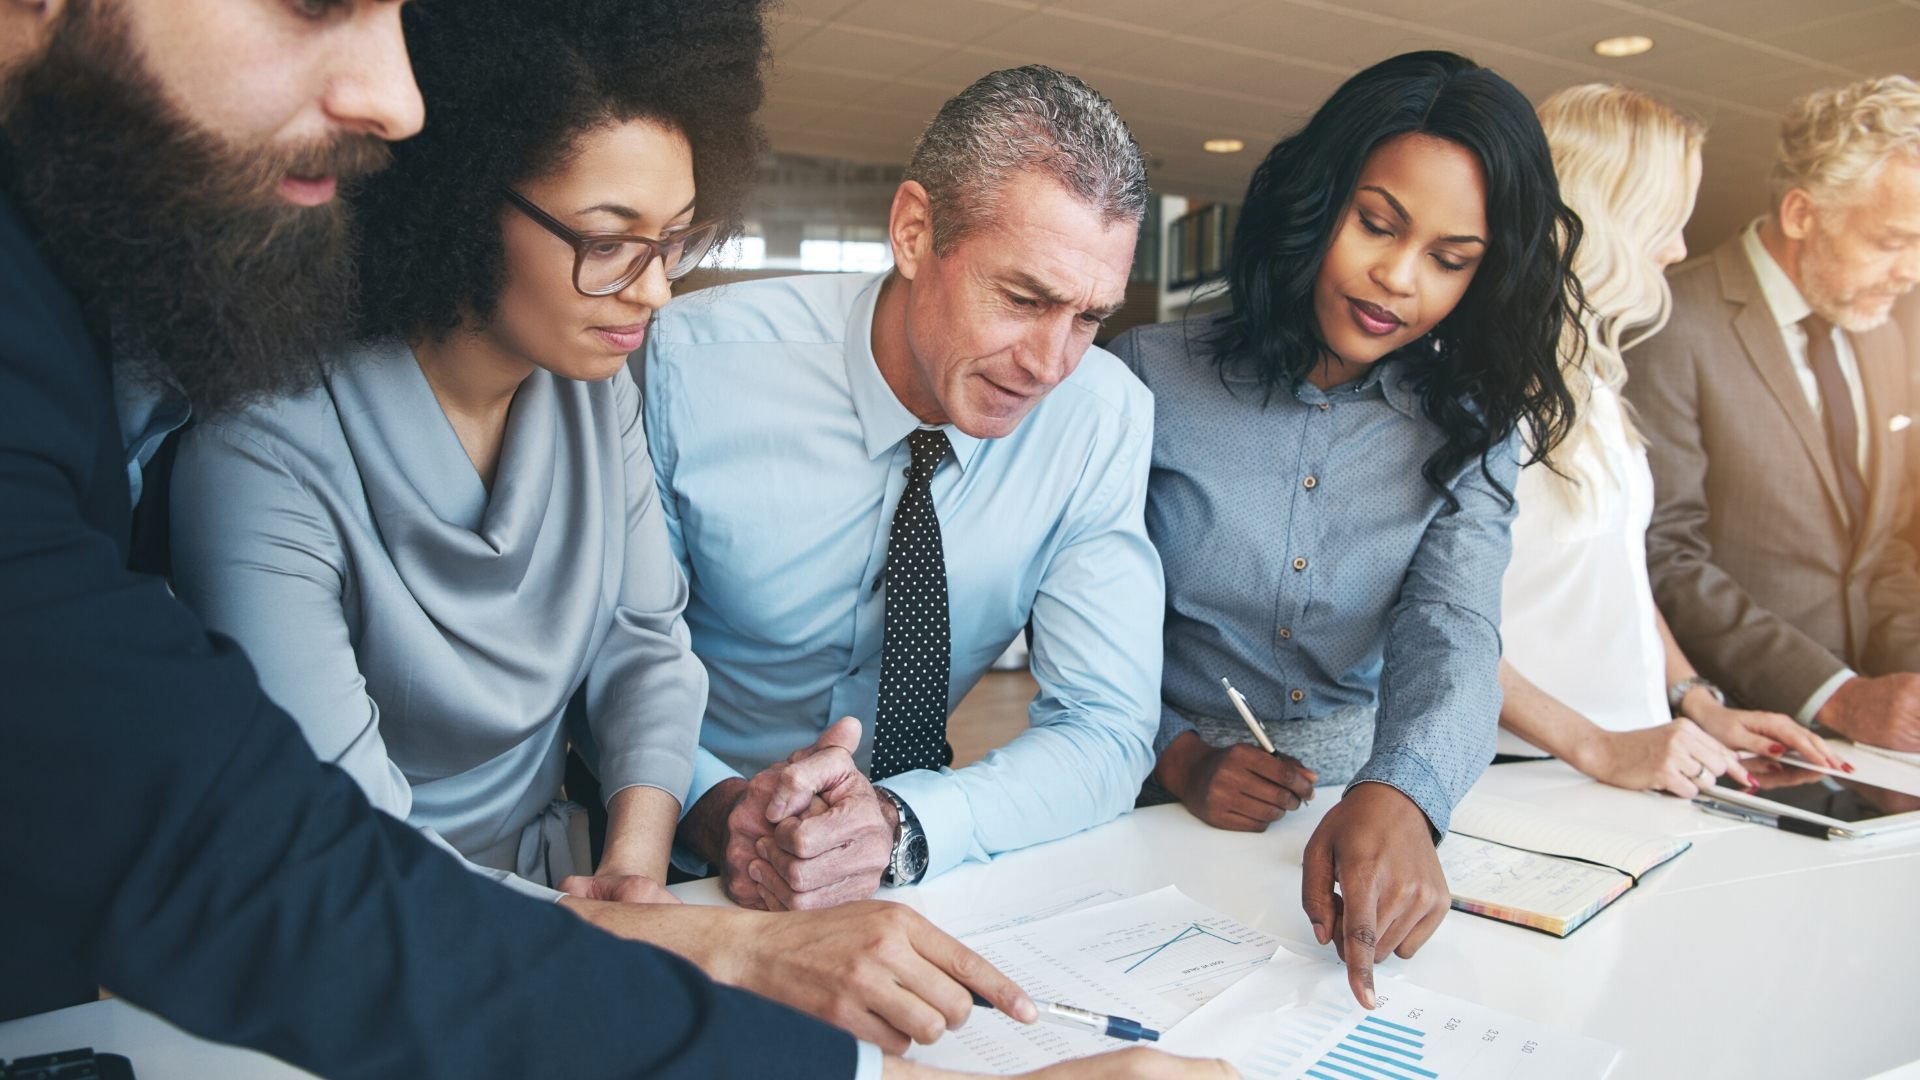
[871,429,953,780]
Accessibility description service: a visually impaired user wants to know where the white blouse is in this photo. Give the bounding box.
[1498,380,1668,756]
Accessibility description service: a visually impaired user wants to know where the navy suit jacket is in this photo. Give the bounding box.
[0,190,854,1078]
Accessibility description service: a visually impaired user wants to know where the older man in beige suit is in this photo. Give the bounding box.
[1900,292,1920,559]
[1627,75,1920,753]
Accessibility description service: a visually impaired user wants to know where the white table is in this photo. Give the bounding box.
[6,759,1918,1078]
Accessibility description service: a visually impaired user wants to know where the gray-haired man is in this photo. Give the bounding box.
[1628,75,1920,751]
[642,66,1163,909]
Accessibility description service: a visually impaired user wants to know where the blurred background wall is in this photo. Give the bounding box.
[683,0,1916,344]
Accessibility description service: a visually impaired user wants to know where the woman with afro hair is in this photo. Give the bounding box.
[169,0,767,911]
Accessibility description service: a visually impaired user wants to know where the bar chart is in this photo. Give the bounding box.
[1302,1013,1434,1080]
[1160,950,1620,1080]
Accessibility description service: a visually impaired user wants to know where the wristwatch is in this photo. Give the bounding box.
[874,786,928,887]
[1667,675,1726,717]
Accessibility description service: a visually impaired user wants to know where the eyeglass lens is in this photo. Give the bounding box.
[577,224,720,294]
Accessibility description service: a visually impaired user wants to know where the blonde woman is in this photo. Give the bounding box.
[1495,85,1846,794]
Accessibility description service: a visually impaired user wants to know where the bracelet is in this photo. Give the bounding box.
[1667,675,1725,717]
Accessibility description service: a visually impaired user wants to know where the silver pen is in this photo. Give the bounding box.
[971,994,1161,1041]
[1693,798,1831,839]
[1220,676,1276,754]
[1031,999,1161,1042]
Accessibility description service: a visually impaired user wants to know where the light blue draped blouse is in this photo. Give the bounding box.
[170,341,705,900]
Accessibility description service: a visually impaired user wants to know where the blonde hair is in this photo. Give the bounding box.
[1772,74,1920,211]
[1536,84,1704,505]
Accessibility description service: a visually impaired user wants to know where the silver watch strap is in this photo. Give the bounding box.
[1667,675,1724,716]
[875,786,919,886]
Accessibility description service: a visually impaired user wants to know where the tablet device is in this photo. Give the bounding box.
[1697,762,1920,838]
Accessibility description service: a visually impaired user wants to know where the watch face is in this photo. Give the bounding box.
[903,833,929,882]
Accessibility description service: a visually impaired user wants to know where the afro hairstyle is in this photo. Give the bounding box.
[351,0,770,342]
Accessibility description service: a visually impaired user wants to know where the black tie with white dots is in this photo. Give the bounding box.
[870,429,953,781]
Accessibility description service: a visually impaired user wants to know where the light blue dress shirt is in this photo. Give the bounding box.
[1110,317,1513,834]
[112,366,189,507]
[640,270,1164,880]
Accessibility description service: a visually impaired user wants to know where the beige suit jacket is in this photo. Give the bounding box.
[1624,237,1920,715]
[1898,293,1920,556]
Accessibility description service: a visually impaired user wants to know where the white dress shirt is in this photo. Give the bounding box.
[1498,378,1669,756]
[1741,221,1870,473]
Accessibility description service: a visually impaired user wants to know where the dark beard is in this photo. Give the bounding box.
[0,0,392,415]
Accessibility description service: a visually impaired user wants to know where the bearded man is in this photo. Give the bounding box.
[0,1,841,1073]
[1626,75,1920,753]
[0,0,879,1076]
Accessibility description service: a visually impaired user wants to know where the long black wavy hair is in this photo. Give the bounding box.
[351,0,770,342]
[1204,50,1582,502]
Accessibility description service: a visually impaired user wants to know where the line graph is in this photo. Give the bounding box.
[907,887,1281,1074]
[1110,922,1245,974]
[1075,913,1273,1003]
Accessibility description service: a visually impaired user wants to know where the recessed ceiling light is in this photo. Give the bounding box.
[1203,138,1246,154]
[1593,34,1654,58]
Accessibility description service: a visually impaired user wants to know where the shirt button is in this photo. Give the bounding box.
[1292,556,1308,571]
[1279,627,1292,640]
[1303,475,1318,490]
[1290,689,1306,704]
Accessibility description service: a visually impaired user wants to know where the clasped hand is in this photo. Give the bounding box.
[707,716,897,910]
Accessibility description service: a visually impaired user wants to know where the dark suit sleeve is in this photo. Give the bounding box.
[0,263,854,1078]
[1625,318,1848,714]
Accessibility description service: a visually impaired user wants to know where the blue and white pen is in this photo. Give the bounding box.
[971,992,1161,1042]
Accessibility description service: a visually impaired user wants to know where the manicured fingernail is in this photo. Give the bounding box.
[1362,978,1378,1010]
[1844,763,1856,773]
[1768,743,1785,755]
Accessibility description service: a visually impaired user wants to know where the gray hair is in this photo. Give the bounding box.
[1771,74,1920,211]
[905,65,1148,255]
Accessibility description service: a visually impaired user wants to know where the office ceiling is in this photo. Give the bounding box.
[760,0,1919,251]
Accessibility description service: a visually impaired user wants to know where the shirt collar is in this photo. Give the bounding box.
[112,361,192,509]
[844,271,982,470]
[1289,355,1415,418]
[1741,218,1812,329]
[1374,358,1422,419]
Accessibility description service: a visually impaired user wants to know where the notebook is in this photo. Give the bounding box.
[1437,792,1689,938]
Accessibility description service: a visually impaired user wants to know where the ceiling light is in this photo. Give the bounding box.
[1203,138,1246,154]
[1592,35,1654,58]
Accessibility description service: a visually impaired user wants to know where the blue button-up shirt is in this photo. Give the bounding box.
[1108,318,1513,834]
[641,271,1163,880]
[113,366,190,507]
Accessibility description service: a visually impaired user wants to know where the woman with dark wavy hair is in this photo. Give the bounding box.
[167,0,766,913]
[1108,51,1579,1005]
